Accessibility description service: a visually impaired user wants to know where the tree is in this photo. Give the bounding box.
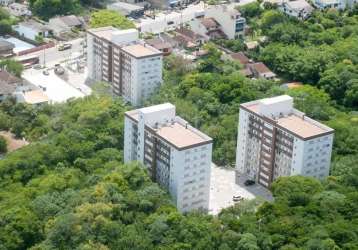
[90,10,135,29]
[0,59,24,77]
[238,2,263,18]
[29,0,82,20]
[0,135,7,153]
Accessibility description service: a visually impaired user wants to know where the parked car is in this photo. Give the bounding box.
[33,64,44,70]
[244,180,255,186]
[54,65,65,75]
[233,196,244,202]
[58,43,72,51]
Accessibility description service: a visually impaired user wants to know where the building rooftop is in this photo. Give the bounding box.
[125,103,212,149]
[241,96,334,139]
[0,69,21,95]
[146,37,172,50]
[107,1,144,12]
[201,17,220,29]
[22,89,49,104]
[121,43,161,58]
[18,20,50,32]
[87,26,119,41]
[0,40,15,51]
[229,52,250,65]
[155,121,210,149]
[286,0,313,11]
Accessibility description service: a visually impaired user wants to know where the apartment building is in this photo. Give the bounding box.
[124,103,213,212]
[236,95,334,188]
[87,27,163,106]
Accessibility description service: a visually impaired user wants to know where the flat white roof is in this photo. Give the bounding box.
[88,27,138,41]
[140,102,174,114]
[260,95,292,105]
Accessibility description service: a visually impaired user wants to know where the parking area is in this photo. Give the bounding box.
[22,68,86,103]
[209,165,273,215]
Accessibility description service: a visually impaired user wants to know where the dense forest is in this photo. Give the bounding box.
[0,90,357,249]
[0,3,357,250]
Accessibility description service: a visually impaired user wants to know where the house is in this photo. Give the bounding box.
[245,41,259,50]
[280,0,313,19]
[0,69,23,101]
[313,0,357,9]
[248,62,276,80]
[107,2,144,18]
[226,52,250,66]
[205,4,246,39]
[146,37,173,56]
[173,27,206,48]
[0,40,14,58]
[0,0,14,6]
[13,20,51,41]
[17,89,49,106]
[190,17,226,40]
[48,15,84,38]
[6,3,31,17]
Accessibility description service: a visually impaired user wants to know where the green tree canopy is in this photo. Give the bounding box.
[90,10,135,29]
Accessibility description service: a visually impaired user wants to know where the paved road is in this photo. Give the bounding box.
[17,38,85,67]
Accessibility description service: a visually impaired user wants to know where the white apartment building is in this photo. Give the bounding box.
[236,95,334,188]
[87,27,163,106]
[124,103,213,212]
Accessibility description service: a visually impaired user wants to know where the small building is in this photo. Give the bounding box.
[248,62,276,80]
[0,69,23,101]
[0,40,15,58]
[205,4,246,39]
[173,27,206,49]
[190,17,226,40]
[13,20,51,41]
[107,1,144,18]
[280,0,313,20]
[48,15,84,38]
[225,52,250,66]
[6,3,31,17]
[17,89,49,106]
[0,0,14,6]
[245,41,259,50]
[146,37,173,56]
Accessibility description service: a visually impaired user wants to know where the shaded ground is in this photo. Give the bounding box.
[0,131,29,153]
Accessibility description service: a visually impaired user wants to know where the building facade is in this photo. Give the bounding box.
[205,4,246,39]
[236,95,334,188]
[87,27,163,106]
[313,0,357,9]
[124,103,213,212]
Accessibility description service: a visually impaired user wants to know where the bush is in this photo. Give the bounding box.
[0,135,7,153]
